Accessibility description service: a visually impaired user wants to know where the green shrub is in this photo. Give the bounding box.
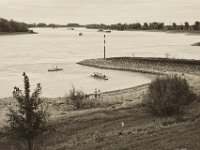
[144,74,196,116]
[69,86,84,109]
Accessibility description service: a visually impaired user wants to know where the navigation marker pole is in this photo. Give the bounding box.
[104,34,106,59]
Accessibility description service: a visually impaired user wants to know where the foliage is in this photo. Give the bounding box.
[66,23,80,27]
[144,74,196,116]
[194,21,200,30]
[37,23,47,27]
[86,21,200,31]
[69,86,85,109]
[7,73,49,150]
[185,22,190,30]
[28,23,81,28]
[0,18,28,32]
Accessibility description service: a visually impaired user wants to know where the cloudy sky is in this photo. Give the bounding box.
[0,0,200,24]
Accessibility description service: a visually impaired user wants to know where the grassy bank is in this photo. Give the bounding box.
[1,100,200,150]
[0,83,148,126]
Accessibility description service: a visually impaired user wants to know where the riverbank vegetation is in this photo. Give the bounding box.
[27,23,82,28]
[144,75,196,117]
[86,21,200,31]
[69,86,85,109]
[13,19,200,33]
[2,17,200,34]
[0,18,29,33]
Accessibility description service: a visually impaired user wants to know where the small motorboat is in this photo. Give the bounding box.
[91,72,108,80]
[105,30,111,33]
[48,66,63,72]
[97,29,111,33]
[97,29,104,32]
[67,28,74,30]
[191,42,200,46]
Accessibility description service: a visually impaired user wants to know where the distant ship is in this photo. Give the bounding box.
[97,29,104,32]
[97,29,111,33]
[79,33,83,36]
[105,30,111,33]
[67,28,74,30]
[48,66,63,72]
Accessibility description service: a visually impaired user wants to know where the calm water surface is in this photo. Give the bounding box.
[0,28,199,98]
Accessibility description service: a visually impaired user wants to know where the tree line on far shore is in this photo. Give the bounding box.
[1,17,200,32]
[27,21,200,31]
[85,21,200,31]
[0,18,83,32]
[27,23,82,28]
[0,18,29,32]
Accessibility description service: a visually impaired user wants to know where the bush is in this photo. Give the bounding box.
[69,86,84,109]
[144,74,196,116]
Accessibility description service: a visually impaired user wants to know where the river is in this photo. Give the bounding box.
[0,28,199,98]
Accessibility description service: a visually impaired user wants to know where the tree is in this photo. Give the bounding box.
[48,23,57,28]
[157,23,164,30]
[193,21,200,30]
[142,22,149,30]
[184,22,189,30]
[144,75,196,117]
[37,23,47,27]
[0,18,29,32]
[67,23,80,27]
[7,73,49,150]
[172,22,177,30]
[0,18,13,32]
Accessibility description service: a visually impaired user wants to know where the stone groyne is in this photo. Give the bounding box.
[77,57,200,75]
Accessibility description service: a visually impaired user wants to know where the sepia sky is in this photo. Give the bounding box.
[0,0,200,24]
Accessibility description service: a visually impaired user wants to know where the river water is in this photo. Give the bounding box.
[0,28,199,98]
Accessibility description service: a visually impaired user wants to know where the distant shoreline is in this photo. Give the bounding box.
[144,29,200,35]
[94,28,200,35]
[0,31,37,36]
